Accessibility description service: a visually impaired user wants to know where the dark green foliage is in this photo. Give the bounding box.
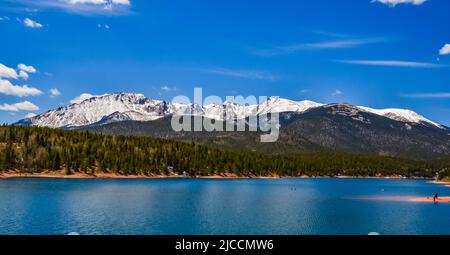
[0,125,448,178]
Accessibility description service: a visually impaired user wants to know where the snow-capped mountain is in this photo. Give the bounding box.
[16,92,443,129]
[17,93,169,128]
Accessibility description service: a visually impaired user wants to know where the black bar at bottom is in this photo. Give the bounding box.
[0,235,449,254]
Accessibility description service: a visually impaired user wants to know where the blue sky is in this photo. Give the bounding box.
[0,0,450,124]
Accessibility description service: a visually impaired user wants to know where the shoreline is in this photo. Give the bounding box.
[0,171,282,180]
[0,171,444,182]
[432,181,450,187]
[2,171,449,204]
[408,197,450,203]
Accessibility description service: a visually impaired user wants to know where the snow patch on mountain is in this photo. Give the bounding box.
[358,106,442,128]
[257,98,324,115]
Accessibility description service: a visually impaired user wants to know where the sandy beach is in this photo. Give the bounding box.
[0,171,160,179]
[408,197,450,203]
[0,171,282,180]
[351,195,450,204]
[1,171,449,184]
[0,172,434,180]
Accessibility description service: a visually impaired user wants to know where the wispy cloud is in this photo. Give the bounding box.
[200,67,279,81]
[401,93,450,99]
[253,38,382,56]
[8,0,132,16]
[337,60,445,68]
[372,0,427,7]
[332,90,343,96]
[160,86,178,92]
[311,30,352,38]
[300,39,380,49]
[0,101,39,111]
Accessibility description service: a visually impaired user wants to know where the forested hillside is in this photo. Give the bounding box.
[1,125,449,178]
[86,107,450,161]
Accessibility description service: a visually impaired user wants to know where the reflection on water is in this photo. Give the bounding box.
[0,178,449,235]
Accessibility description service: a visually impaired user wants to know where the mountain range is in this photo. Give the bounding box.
[15,92,450,160]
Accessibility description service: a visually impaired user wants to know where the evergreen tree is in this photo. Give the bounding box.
[52,152,61,171]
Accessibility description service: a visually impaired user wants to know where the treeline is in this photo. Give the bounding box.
[0,125,449,178]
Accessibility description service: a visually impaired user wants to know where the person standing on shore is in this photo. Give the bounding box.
[433,193,439,203]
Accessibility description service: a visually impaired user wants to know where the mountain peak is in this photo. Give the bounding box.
[19,92,167,128]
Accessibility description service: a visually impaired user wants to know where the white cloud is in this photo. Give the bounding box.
[0,64,19,79]
[23,18,43,28]
[0,63,41,98]
[67,0,130,5]
[0,63,37,80]
[18,70,29,80]
[0,101,39,111]
[25,112,37,118]
[11,0,132,16]
[439,44,450,56]
[70,93,98,104]
[18,63,37,73]
[337,60,444,68]
[112,0,130,5]
[372,0,427,6]
[68,0,107,4]
[50,88,61,97]
[201,67,279,81]
[0,79,43,97]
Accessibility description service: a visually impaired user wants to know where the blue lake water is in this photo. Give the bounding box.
[0,178,449,235]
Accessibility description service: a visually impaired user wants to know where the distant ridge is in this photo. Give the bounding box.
[15,92,443,129]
